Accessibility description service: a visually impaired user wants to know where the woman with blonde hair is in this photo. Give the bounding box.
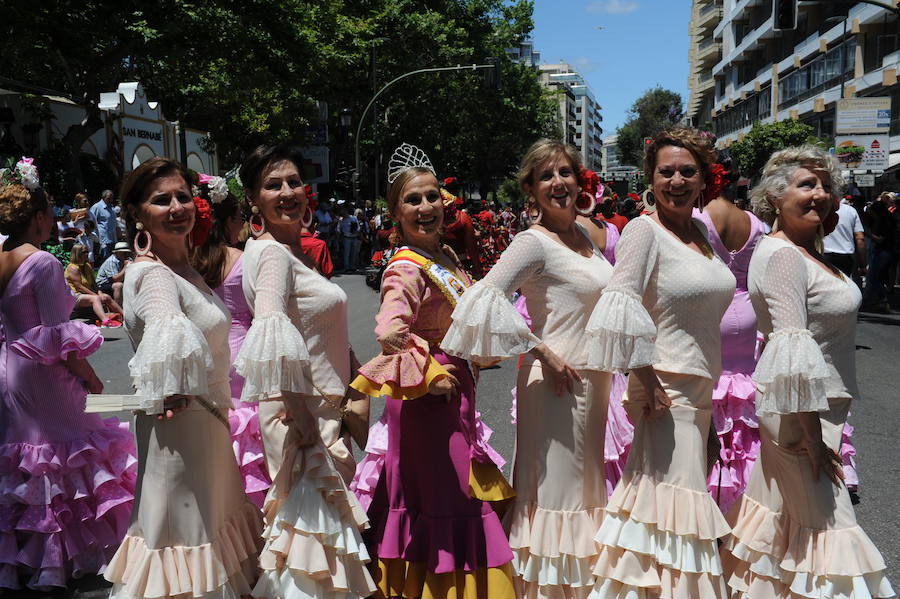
[721,145,894,598]
[443,138,614,598]
[352,143,515,599]
[65,243,123,325]
[584,127,736,598]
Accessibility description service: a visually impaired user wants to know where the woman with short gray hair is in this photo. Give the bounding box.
[722,145,894,598]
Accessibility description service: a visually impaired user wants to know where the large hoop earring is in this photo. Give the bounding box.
[646,191,656,206]
[249,205,266,237]
[134,222,152,256]
[301,206,313,228]
[575,191,595,216]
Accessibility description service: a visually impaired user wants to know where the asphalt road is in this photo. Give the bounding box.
[22,272,898,598]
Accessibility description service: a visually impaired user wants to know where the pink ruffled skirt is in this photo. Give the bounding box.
[229,401,272,509]
[0,418,137,591]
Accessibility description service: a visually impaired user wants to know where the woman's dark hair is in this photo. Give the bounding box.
[120,157,191,243]
[190,190,241,289]
[239,144,306,201]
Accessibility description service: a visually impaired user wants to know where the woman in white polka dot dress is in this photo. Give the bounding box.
[721,145,894,598]
[584,128,736,598]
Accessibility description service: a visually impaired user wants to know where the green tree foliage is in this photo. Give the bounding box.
[616,87,684,167]
[1,0,556,199]
[728,120,824,181]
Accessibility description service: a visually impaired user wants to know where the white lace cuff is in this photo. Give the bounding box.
[585,289,658,372]
[753,328,830,415]
[128,314,212,415]
[235,312,312,402]
[441,283,540,362]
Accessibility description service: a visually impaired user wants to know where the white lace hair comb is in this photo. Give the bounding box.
[387,143,435,184]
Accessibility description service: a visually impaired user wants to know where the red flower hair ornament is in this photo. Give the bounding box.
[190,196,213,247]
[702,163,728,208]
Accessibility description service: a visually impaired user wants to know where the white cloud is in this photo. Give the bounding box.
[586,0,639,14]
[573,57,599,73]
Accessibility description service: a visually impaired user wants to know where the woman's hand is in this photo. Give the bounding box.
[791,411,843,485]
[84,373,104,395]
[283,392,319,448]
[631,366,671,419]
[429,365,460,402]
[788,436,844,485]
[530,343,581,396]
[158,395,192,421]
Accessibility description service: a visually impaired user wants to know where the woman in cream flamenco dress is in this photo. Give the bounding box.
[721,145,893,599]
[584,128,736,598]
[104,158,263,599]
[443,139,614,599]
[235,143,375,598]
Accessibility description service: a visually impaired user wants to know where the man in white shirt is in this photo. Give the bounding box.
[824,199,866,279]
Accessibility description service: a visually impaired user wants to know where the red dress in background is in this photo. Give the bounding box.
[299,231,334,278]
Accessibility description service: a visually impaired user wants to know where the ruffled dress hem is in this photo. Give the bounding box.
[722,495,895,599]
[506,503,605,593]
[104,502,263,599]
[373,558,516,599]
[590,474,730,599]
[254,438,375,599]
[0,419,137,591]
[708,372,760,513]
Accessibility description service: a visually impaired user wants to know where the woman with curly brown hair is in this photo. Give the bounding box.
[0,160,136,592]
[584,127,736,598]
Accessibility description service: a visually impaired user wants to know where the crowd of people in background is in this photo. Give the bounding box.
[0,127,896,599]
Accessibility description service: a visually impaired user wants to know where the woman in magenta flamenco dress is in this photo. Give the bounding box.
[190,180,271,509]
[0,169,136,591]
[351,154,515,599]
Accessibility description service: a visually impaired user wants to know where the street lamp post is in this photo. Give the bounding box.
[352,61,502,199]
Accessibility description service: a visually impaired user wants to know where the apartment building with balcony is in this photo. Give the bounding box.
[686,0,724,128]
[538,62,604,171]
[710,1,899,178]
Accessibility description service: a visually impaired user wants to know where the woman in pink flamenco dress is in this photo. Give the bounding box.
[190,179,271,509]
[351,156,515,599]
[693,193,767,513]
[0,169,136,591]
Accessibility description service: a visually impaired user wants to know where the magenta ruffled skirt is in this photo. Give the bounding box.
[0,418,137,590]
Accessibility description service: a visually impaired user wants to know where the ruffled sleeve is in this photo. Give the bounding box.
[9,253,102,363]
[235,241,312,402]
[441,232,543,362]
[126,264,213,415]
[10,322,102,364]
[752,246,830,415]
[351,261,450,401]
[585,217,659,372]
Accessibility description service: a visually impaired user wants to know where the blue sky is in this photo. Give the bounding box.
[531,0,692,139]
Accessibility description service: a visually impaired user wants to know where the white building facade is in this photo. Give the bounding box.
[710,2,898,186]
[538,62,604,171]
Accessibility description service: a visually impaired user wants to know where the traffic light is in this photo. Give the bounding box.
[773,0,798,31]
[484,57,502,91]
